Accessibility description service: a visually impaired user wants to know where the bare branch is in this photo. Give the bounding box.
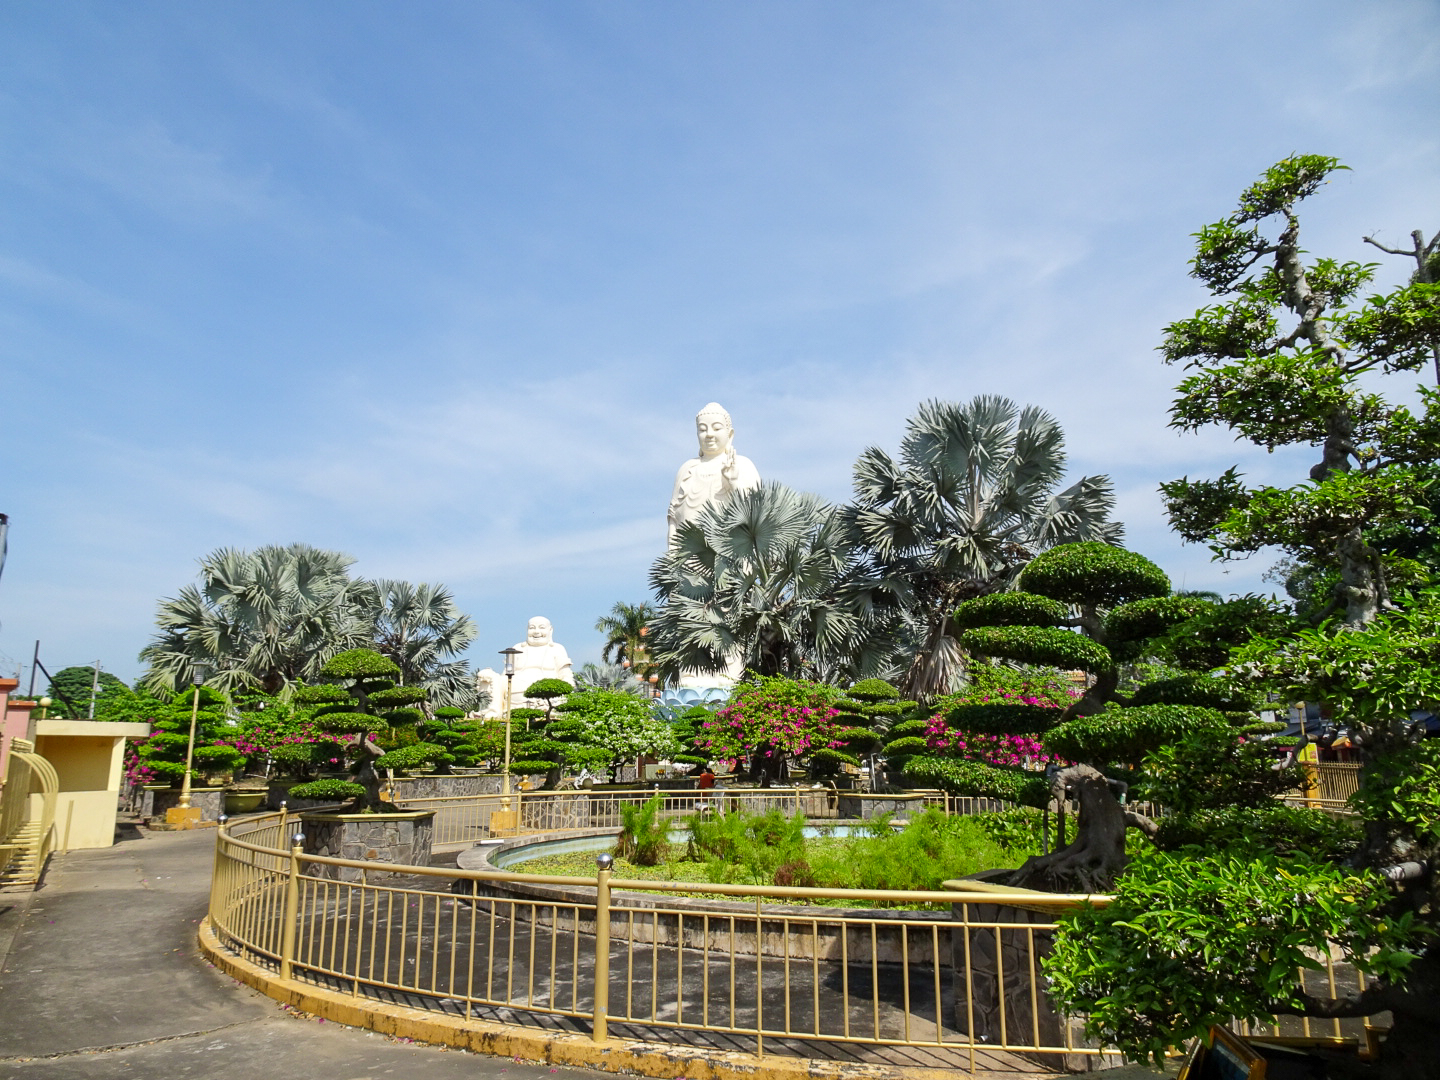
[1363,234,1416,258]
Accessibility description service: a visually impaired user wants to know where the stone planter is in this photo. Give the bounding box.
[145,786,225,823]
[298,810,436,882]
[224,789,266,815]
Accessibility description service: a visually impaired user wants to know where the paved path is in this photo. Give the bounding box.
[0,826,597,1080]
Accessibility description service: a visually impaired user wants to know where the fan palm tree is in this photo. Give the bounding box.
[371,579,480,709]
[846,396,1122,699]
[649,481,886,681]
[138,544,377,696]
[594,601,656,669]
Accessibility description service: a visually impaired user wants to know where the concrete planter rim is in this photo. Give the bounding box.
[297,809,437,822]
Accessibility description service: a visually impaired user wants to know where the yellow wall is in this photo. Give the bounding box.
[34,735,120,791]
[53,791,123,850]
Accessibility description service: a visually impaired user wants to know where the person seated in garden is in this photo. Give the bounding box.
[697,767,715,790]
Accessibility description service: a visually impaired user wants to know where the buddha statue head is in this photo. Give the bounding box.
[526,617,554,647]
[695,403,734,460]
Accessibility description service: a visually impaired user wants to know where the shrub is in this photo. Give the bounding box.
[957,626,1114,673]
[900,756,1050,807]
[951,592,1068,631]
[288,778,365,802]
[1043,704,1226,768]
[615,794,671,866]
[1018,542,1171,607]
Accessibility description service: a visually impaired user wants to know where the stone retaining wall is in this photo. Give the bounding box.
[300,810,436,882]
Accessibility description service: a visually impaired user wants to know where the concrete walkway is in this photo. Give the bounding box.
[0,824,1172,1080]
[0,825,597,1080]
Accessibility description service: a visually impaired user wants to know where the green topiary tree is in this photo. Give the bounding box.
[288,648,443,810]
[815,679,908,783]
[1047,597,1440,1074]
[132,686,239,787]
[926,542,1287,891]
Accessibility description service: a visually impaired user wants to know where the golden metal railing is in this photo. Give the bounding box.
[212,803,1390,1067]
[396,786,1013,850]
[213,811,1113,1069]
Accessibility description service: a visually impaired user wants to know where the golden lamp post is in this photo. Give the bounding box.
[166,661,212,827]
[492,646,523,834]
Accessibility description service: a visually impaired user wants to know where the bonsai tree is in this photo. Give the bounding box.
[1046,597,1440,1076]
[910,542,1281,891]
[524,678,572,724]
[288,648,445,810]
[666,704,717,773]
[813,679,908,783]
[1159,155,1440,628]
[132,686,243,787]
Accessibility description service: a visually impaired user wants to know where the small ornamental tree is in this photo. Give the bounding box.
[666,705,717,772]
[915,542,1283,891]
[524,678,573,724]
[288,648,444,810]
[816,679,908,782]
[700,674,842,787]
[1158,155,1440,628]
[131,686,244,786]
[1047,598,1440,1075]
[555,689,679,783]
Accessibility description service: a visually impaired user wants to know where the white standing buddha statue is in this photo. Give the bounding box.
[666,402,762,544]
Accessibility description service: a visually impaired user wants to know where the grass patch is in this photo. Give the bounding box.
[507,806,1041,908]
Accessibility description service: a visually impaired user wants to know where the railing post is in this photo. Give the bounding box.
[278,832,304,982]
[592,852,613,1042]
[208,815,227,925]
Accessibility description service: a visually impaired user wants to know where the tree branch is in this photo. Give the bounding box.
[1123,811,1159,839]
[1269,983,1401,1019]
[1363,234,1416,259]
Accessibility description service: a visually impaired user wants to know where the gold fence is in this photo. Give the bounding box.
[398,787,1007,850]
[1281,762,1362,815]
[210,801,1389,1068]
[211,810,1116,1070]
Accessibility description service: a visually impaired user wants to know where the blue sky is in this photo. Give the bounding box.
[2,1,1437,686]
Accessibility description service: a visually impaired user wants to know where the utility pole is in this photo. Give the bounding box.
[28,640,39,697]
[88,661,101,719]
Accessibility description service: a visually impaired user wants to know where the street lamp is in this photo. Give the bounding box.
[168,661,211,826]
[499,647,523,800]
[177,661,212,811]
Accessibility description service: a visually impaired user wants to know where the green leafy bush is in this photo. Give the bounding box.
[1129,673,1254,711]
[958,626,1113,673]
[368,686,427,707]
[951,591,1068,631]
[900,756,1049,807]
[288,778,366,802]
[1046,849,1422,1066]
[1018,542,1171,608]
[1136,726,1303,813]
[944,703,1057,735]
[1043,704,1226,767]
[1152,805,1361,860]
[373,742,447,772]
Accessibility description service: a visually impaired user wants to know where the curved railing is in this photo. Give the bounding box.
[207,802,1384,1069]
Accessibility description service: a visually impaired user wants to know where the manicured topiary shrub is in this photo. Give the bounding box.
[1017,541,1171,607]
[288,777,366,802]
[956,626,1114,673]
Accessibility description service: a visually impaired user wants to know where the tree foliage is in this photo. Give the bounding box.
[845,397,1121,698]
[1158,156,1440,627]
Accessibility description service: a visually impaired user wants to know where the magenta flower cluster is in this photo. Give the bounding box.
[923,688,1067,767]
[695,681,841,767]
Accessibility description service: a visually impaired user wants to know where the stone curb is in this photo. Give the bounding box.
[196,917,1018,1080]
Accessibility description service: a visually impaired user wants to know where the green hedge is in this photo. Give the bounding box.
[310,711,388,734]
[288,778,365,801]
[900,756,1050,807]
[951,591,1068,631]
[293,684,350,704]
[1104,596,1214,660]
[1130,673,1255,712]
[846,678,899,702]
[373,742,447,771]
[1018,542,1170,607]
[1044,705,1226,766]
[369,686,428,707]
[320,648,402,680]
[958,626,1114,673]
[945,702,1061,735]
